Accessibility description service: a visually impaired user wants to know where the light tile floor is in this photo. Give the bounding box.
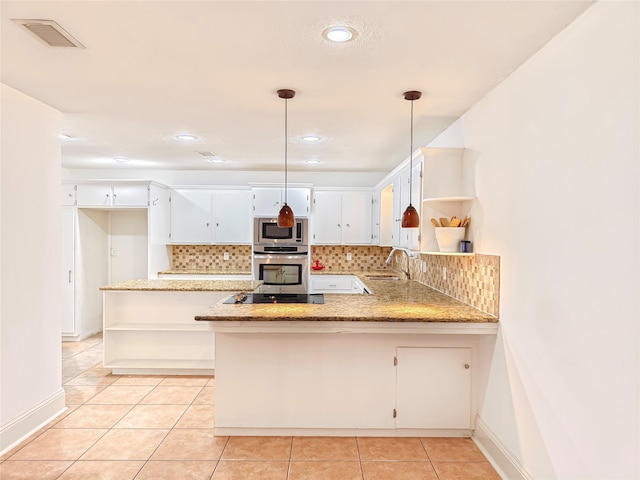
[1,334,502,479]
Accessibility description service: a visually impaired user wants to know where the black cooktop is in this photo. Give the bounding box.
[224,293,324,304]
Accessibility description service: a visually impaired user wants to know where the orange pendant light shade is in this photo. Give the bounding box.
[278,203,295,227]
[401,90,422,229]
[401,204,420,228]
[276,88,296,228]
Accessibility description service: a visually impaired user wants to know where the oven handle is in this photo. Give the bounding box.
[253,253,308,260]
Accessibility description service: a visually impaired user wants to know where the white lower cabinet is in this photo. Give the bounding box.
[310,275,368,294]
[395,347,471,429]
[102,290,231,375]
[214,327,487,436]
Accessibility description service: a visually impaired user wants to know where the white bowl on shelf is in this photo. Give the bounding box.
[435,227,466,252]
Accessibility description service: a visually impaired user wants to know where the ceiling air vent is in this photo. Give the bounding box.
[12,19,85,48]
[198,151,217,157]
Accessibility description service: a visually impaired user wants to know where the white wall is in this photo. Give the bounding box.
[0,84,65,452]
[429,2,639,479]
[109,210,148,283]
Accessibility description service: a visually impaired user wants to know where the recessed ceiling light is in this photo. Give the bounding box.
[208,158,228,163]
[59,133,72,139]
[114,157,129,163]
[305,159,322,165]
[176,134,198,141]
[323,26,357,43]
[301,135,321,142]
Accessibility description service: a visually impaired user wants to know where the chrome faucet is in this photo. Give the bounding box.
[385,247,418,279]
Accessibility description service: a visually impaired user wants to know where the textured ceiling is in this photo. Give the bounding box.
[1,1,594,176]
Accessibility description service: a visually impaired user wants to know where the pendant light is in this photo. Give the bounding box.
[401,90,422,228]
[277,88,296,227]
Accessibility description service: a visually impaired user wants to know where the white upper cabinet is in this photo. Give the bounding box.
[312,191,342,244]
[170,189,252,244]
[252,187,310,217]
[75,182,149,207]
[170,189,213,244]
[214,190,253,244]
[312,190,373,245]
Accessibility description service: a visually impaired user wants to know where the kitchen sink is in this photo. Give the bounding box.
[365,275,401,281]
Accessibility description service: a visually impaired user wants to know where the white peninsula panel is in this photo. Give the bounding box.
[212,321,497,437]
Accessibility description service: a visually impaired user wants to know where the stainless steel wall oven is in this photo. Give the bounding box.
[252,219,310,294]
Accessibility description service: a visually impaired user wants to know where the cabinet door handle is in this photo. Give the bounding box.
[68,270,72,283]
[464,364,470,369]
[216,223,219,227]
[346,224,351,228]
[206,222,210,227]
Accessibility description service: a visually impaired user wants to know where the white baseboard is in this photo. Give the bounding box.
[0,389,67,456]
[215,427,474,437]
[473,415,533,480]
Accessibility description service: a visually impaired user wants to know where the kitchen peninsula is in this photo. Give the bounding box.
[196,276,498,437]
[99,279,262,375]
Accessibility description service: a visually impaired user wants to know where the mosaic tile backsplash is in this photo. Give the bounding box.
[388,250,500,317]
[171,245,252,271]
[310,246,393,272]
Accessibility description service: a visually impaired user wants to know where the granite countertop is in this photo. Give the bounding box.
[195,276,497,323]
[100,279,263,291]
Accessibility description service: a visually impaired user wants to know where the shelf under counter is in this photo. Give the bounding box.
[101,288,247,375]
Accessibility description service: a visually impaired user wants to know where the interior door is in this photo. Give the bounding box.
[61,207,76,335]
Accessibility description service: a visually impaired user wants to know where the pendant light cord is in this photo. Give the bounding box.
[284,96,288,205]
[408,97,413,206]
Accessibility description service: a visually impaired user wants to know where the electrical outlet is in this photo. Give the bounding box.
[223,252,229,260]
[442,266,447,280]
[110,248,117,257]
[346,252,352,261]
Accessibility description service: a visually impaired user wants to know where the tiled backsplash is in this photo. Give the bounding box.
[310,246,393,271]
[170,245,394,272]
[388,250,500,317]
[171,245,252,271]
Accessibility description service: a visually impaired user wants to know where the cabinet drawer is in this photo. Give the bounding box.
[311,276,352,293]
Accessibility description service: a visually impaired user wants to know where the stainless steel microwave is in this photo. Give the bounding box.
[253,217,308,246]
